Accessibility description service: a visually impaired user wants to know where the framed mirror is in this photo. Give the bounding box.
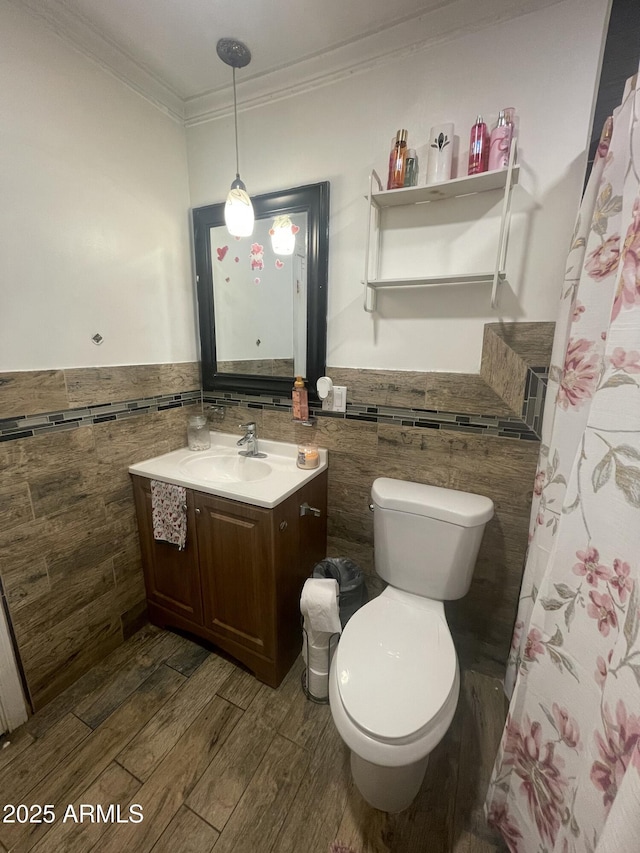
[193,182,329,397]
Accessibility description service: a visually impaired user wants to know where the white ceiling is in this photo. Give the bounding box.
[15,0,563,124]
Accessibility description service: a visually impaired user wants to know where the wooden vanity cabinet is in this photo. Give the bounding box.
[195,492,275,666]
[131,471,328,688]
[132,477,203,624]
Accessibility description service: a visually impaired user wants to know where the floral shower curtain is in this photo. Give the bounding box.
[486,67,640,853]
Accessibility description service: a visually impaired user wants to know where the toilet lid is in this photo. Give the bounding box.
[335,596,457,741]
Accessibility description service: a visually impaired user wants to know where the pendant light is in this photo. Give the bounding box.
[270,214,296,255]
[216,38,254,237]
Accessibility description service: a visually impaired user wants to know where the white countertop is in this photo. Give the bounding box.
[128,431,328,508]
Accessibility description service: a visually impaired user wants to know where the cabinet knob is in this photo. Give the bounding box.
[182,504,188,512]
[299,502,321,518]
[195,508,201,515]
[279,520,288,531]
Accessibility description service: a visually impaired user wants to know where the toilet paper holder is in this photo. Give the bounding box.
[300,621,340,704]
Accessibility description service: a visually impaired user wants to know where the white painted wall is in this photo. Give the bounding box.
[0,0,197,371]
[187,0,609,373]
[0,0,610,376]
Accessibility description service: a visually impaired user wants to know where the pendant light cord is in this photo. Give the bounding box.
[232,66,240,180]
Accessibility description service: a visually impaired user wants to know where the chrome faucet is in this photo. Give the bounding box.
[237,422,267,458]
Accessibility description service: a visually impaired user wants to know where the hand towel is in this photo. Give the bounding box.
[150,480,187,550]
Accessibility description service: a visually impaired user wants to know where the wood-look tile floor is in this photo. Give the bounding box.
[0,625,508,853]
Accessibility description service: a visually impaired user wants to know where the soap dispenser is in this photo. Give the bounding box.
[292,376,309,421]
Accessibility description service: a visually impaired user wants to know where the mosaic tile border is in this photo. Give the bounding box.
[0,391,202,442]
[522,366,549,439]
[204,390,542,441]
[0,367,549,444]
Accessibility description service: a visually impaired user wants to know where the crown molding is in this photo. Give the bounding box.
[13,0,562,127]
[184,0,562,126]
[11,0,185,122]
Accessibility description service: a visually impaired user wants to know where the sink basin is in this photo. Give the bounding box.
[180,453,272,483]
[129,431,328,508]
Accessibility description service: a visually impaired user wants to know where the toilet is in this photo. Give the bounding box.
[329,477,494,813]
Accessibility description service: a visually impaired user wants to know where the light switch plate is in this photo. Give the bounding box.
[332,386,347,412]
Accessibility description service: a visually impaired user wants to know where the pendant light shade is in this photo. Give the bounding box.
[270,214,296,255]
[217,38,254,238]
[226,177,254,237]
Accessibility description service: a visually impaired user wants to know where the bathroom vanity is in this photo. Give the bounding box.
[129,433,328,687]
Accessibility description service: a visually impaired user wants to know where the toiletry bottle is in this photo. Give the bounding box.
[504,107,517,151]
[468,116,489,175]
[426,123,454,184]
[292,376,309,421]
[387,131,400,190]
[503,107,516,133]
[488,110,513,170]
[403,149,418,187]
[388,129,408,189]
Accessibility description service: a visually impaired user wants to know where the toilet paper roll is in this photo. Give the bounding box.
[300,578,341,635]
[306,666,330,700]
[302,616,336,647]
[302,627,328,658]
[303,636,337,671]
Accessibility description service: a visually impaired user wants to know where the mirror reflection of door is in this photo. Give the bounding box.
[210,212,307,377]
[293,246,307,377]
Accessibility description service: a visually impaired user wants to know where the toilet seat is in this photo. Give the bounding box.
[329,587,460,767]
[333,593,457,745]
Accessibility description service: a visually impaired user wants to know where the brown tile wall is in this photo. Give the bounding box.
[480,322,555,415]
[217,359,294,376]
[0,325,547,710]
[209,369,540,678]
[1,363,200,420]
[0,364,199,711]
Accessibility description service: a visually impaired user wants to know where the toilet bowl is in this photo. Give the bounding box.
[328,478,493,813]
[329,588,459,812]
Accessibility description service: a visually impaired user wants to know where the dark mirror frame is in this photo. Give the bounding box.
[193,181,330,398]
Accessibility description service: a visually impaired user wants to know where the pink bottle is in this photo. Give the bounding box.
[488,110,513,170]
[468,115,489,175]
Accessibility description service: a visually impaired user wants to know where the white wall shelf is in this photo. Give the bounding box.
[367,272,496,289]
[363,141,519,313]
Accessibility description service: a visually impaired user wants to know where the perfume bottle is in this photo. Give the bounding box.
[488,111,513,170]
[387,129,408,189]
[387,132,399,189]
[403,149,418,187]
[468,115,489,175]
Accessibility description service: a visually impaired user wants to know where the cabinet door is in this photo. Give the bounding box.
[131,476,203,624]
[195,492,274,660]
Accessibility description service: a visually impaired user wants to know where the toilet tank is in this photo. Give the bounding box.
[371,478,494,600]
